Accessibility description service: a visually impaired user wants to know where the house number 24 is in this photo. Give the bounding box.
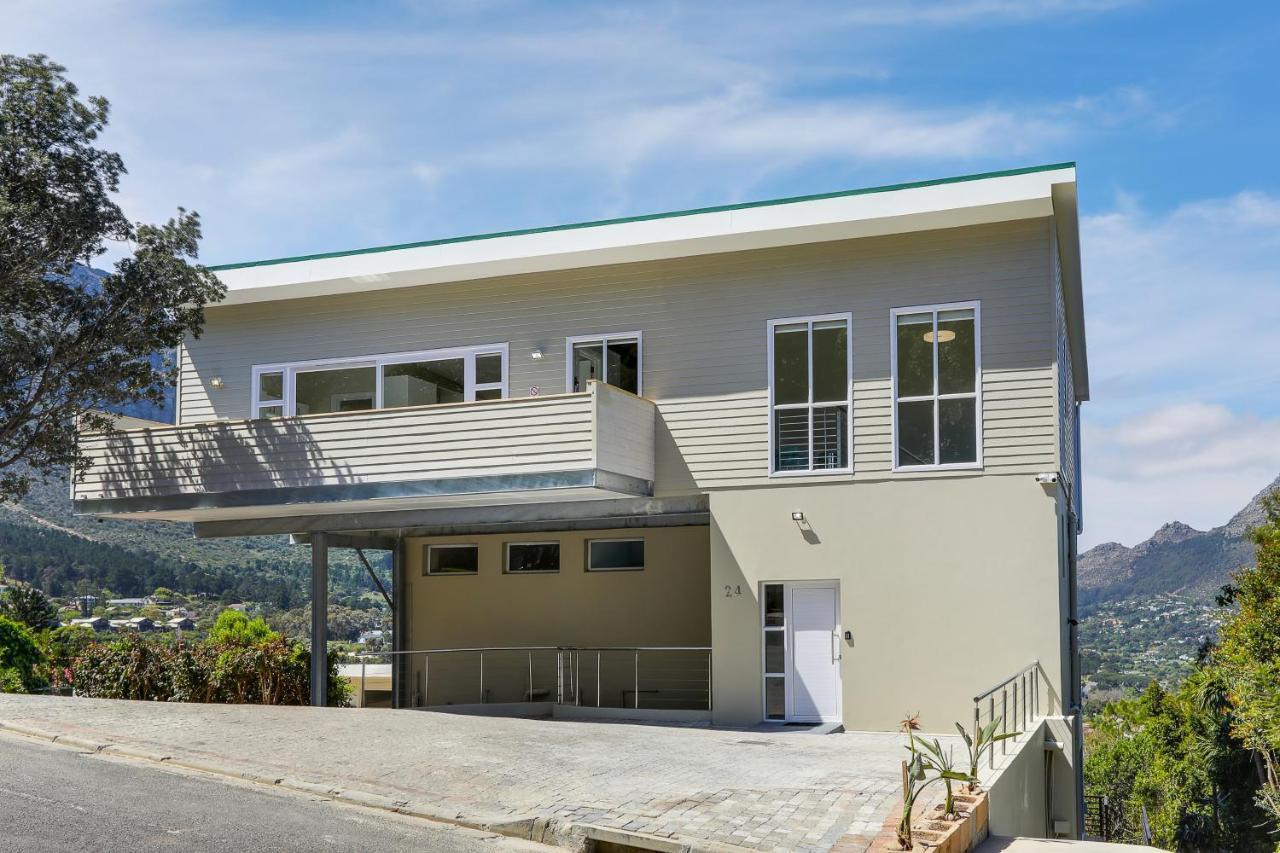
[724,584,743,598]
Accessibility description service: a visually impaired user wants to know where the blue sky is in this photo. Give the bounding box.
[5,0,1279,548]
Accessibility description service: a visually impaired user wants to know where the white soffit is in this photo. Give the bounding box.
[212,165,1077,306]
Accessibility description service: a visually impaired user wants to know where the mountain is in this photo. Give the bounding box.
[0,267,385,608]
[1078,474,1279,612]
[0,474,383,605]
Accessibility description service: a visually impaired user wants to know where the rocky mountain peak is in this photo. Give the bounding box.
[1146,521,1201,547]
[1223,474,1280,538]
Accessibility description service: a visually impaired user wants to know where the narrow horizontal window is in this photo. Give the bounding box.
[426,544,479,576]
[567,332,641,395]
[768,315,852,474]
[587,539,644,571]
[505,542,560,573]
[892,302,981,469]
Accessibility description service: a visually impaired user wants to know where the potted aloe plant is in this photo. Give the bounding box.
[957,716,1020,792]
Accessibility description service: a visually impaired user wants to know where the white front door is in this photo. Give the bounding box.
[788,583,841,722]
[762,581,842,723]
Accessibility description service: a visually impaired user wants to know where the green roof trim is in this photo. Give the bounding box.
[206,161,1076,272]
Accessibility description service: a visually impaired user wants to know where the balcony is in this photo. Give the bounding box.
[72,381,655,523]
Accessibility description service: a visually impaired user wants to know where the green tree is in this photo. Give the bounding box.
[1214,492,1280,831]
[0,614,43,692]
[0,581,58,629]
[209,609,277,647]
[0,53,224,501]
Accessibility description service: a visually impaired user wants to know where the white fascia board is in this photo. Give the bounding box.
[214,167,1075,306]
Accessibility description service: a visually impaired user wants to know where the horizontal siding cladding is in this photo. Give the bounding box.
[181,218,1058,489]
[1052,220,1077,499]
[593,384,656,482]
[76,394,596,500]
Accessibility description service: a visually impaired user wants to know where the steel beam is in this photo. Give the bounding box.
[392,538,407,710]
[78,468,650,518]
[310,532,329,707]
[194,494,709,539]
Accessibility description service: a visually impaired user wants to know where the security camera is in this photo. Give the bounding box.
[1035,473,1059,484]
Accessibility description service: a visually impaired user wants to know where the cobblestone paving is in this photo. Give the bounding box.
[0,695,959,852]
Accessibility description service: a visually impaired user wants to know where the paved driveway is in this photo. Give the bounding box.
[0,695,952,852]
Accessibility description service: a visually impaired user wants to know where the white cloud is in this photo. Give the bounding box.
[1083,404,1280,546]
[0,0,1151,263]
[1079,192,1280,548]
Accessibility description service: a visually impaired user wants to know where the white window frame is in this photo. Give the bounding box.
[503,541,561,574]
[760,582,787,722]
[565,331,643,395]
[251,342,509,418]
[425,544,479,576]
[585,538,645,572]
[766,313,854,477]
[889,300,983,471]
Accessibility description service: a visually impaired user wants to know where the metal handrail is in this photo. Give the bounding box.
[353,645,713,712]
[972,661,1042,769]
[972,659,1040,704]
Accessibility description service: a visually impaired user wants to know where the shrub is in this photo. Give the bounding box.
[70,631,350,706]
[0,614,45,693]
[39,624,96,691]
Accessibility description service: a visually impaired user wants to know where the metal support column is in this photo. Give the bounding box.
[310,532,329,707]
[392,538,407,709]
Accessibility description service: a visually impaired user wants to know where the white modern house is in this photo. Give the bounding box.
[73,163,1088,836]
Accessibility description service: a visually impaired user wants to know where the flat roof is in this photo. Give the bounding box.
[209,162,1074,272]
[207,161,1087,398]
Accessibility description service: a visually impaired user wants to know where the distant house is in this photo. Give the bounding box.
[72,595,99,615]
[357,629,385,645]
[107,598,147,608]
[111,617,155,632]
[69,616,110,632]
[166,616,196,631]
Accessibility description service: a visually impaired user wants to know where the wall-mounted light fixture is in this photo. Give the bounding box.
[791,511,805,522]
[209,376,225,390]
[531,348,544,360]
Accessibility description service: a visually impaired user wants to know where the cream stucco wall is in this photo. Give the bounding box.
[709,475,1068,733]
[399,526,711,707]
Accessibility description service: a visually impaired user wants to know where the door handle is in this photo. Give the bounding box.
[832,630,843,663]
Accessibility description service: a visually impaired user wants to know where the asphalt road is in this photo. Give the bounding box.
[0,733,549,852]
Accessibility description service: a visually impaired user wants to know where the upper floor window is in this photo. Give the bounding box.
[567,332,641,395]
[891,302,981,469]
[768,314,852,474]
[252,344,507,418]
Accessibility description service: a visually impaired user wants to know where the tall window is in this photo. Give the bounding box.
[566,332,641,394]
[252,344,507,418]
[761,583,786,720]
[891,302,980,469]
[768,314,852,474]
